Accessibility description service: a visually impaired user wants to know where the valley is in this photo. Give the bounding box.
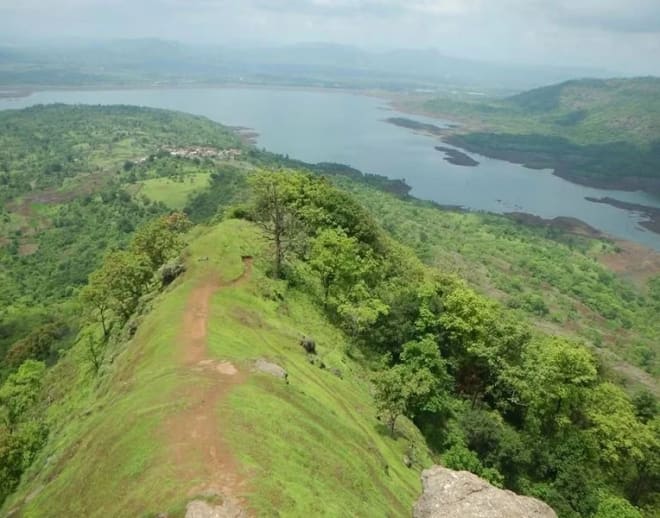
[0,105,658,517]
[2,86,660,250]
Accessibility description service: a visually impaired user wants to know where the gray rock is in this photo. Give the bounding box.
[413,466,557,518]
[254,358,288,380]
[185,499,246,518]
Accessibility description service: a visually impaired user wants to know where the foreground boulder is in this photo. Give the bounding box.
[413,466,556,518]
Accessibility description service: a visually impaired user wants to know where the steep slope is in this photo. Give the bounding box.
[0,104,243,367]
[3,219,429,517]
[336,177,660,390]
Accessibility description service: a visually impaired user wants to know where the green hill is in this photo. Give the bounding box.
[1,105,659,517]
[410,77,660,192]
[2,219,428,516]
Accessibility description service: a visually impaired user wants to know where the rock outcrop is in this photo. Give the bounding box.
[254,358,288,380]
[185,497,246,518]
[413,466,557,518]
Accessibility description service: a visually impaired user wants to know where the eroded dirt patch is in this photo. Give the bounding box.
[598,239,660,287]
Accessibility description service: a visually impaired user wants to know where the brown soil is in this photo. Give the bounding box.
[18,243,39,256]
[598,240,660,287]
[163,256,253,514]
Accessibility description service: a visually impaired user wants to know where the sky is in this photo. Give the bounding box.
[1,0,659,75]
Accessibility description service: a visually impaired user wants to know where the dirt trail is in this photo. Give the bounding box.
[164,256,253,514]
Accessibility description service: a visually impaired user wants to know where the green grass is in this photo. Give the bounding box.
[4,219,430,517]
[137,173,211,209]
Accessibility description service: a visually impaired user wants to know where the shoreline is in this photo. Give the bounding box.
[585,197,660,234]
[10,82,656,196]
[0,89,32,99]
[384,100,660,197]
[0,81,397,102]
[434,146,479,167]
[4,83,660,250]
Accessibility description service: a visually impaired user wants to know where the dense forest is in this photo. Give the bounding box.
[0,105,658,517]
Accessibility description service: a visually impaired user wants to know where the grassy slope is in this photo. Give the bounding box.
[418,77,660,147]
[4,219,429,517]
[136,173,211,209]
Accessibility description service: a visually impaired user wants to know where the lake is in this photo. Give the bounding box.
[2,87,660,249]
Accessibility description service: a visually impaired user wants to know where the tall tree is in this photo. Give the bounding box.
[131,212,190,269]
[80,283,111,338]
[92,251,152,323]
[373,337,450,435]
[0,360,46,431]
[309,228,363,305]
[250,171,302,278]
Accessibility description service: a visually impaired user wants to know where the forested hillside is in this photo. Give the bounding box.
[402,77,660,193]
[0,105,242,367]
[0,106,658,517]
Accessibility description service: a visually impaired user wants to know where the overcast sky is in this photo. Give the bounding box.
[1,0,659,75]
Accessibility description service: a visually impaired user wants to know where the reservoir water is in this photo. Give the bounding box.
[2,87,660,249]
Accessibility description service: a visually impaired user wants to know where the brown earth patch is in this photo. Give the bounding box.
[230,307,265,329]
[18,242,39,256]
[598,239,660,287]
[4,172,108,241]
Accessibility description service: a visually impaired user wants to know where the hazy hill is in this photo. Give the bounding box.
[0,39,612,91]
[504,77,660,145]
[410,77,660,192]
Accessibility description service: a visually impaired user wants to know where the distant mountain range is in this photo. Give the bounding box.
[0,38,616,92]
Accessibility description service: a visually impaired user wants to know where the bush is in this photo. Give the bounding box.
[158,258,186,287]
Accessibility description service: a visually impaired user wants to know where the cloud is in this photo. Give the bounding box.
[0,0,659,74]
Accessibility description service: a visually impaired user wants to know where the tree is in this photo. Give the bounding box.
[459,408,530,487]
[250,171,303,278]
[626,416,660,507]
[438,283,529,407]
[92,251,152,323]
[80,282,111,338]
[398,336,451,417]
[336,281,389,338]
[0,422,47,507]
[84,334,105,374]
[4,322,65,368]
[373,366,408,435]
[131,212,190,269]
[594,493,642,518]
[0,362,48,507]
[309,228,362,305]
[632,390,658,423]
[519,337,597,436]
[586,383,648,477]
[0,360,46,430]
[373,337,450,435]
